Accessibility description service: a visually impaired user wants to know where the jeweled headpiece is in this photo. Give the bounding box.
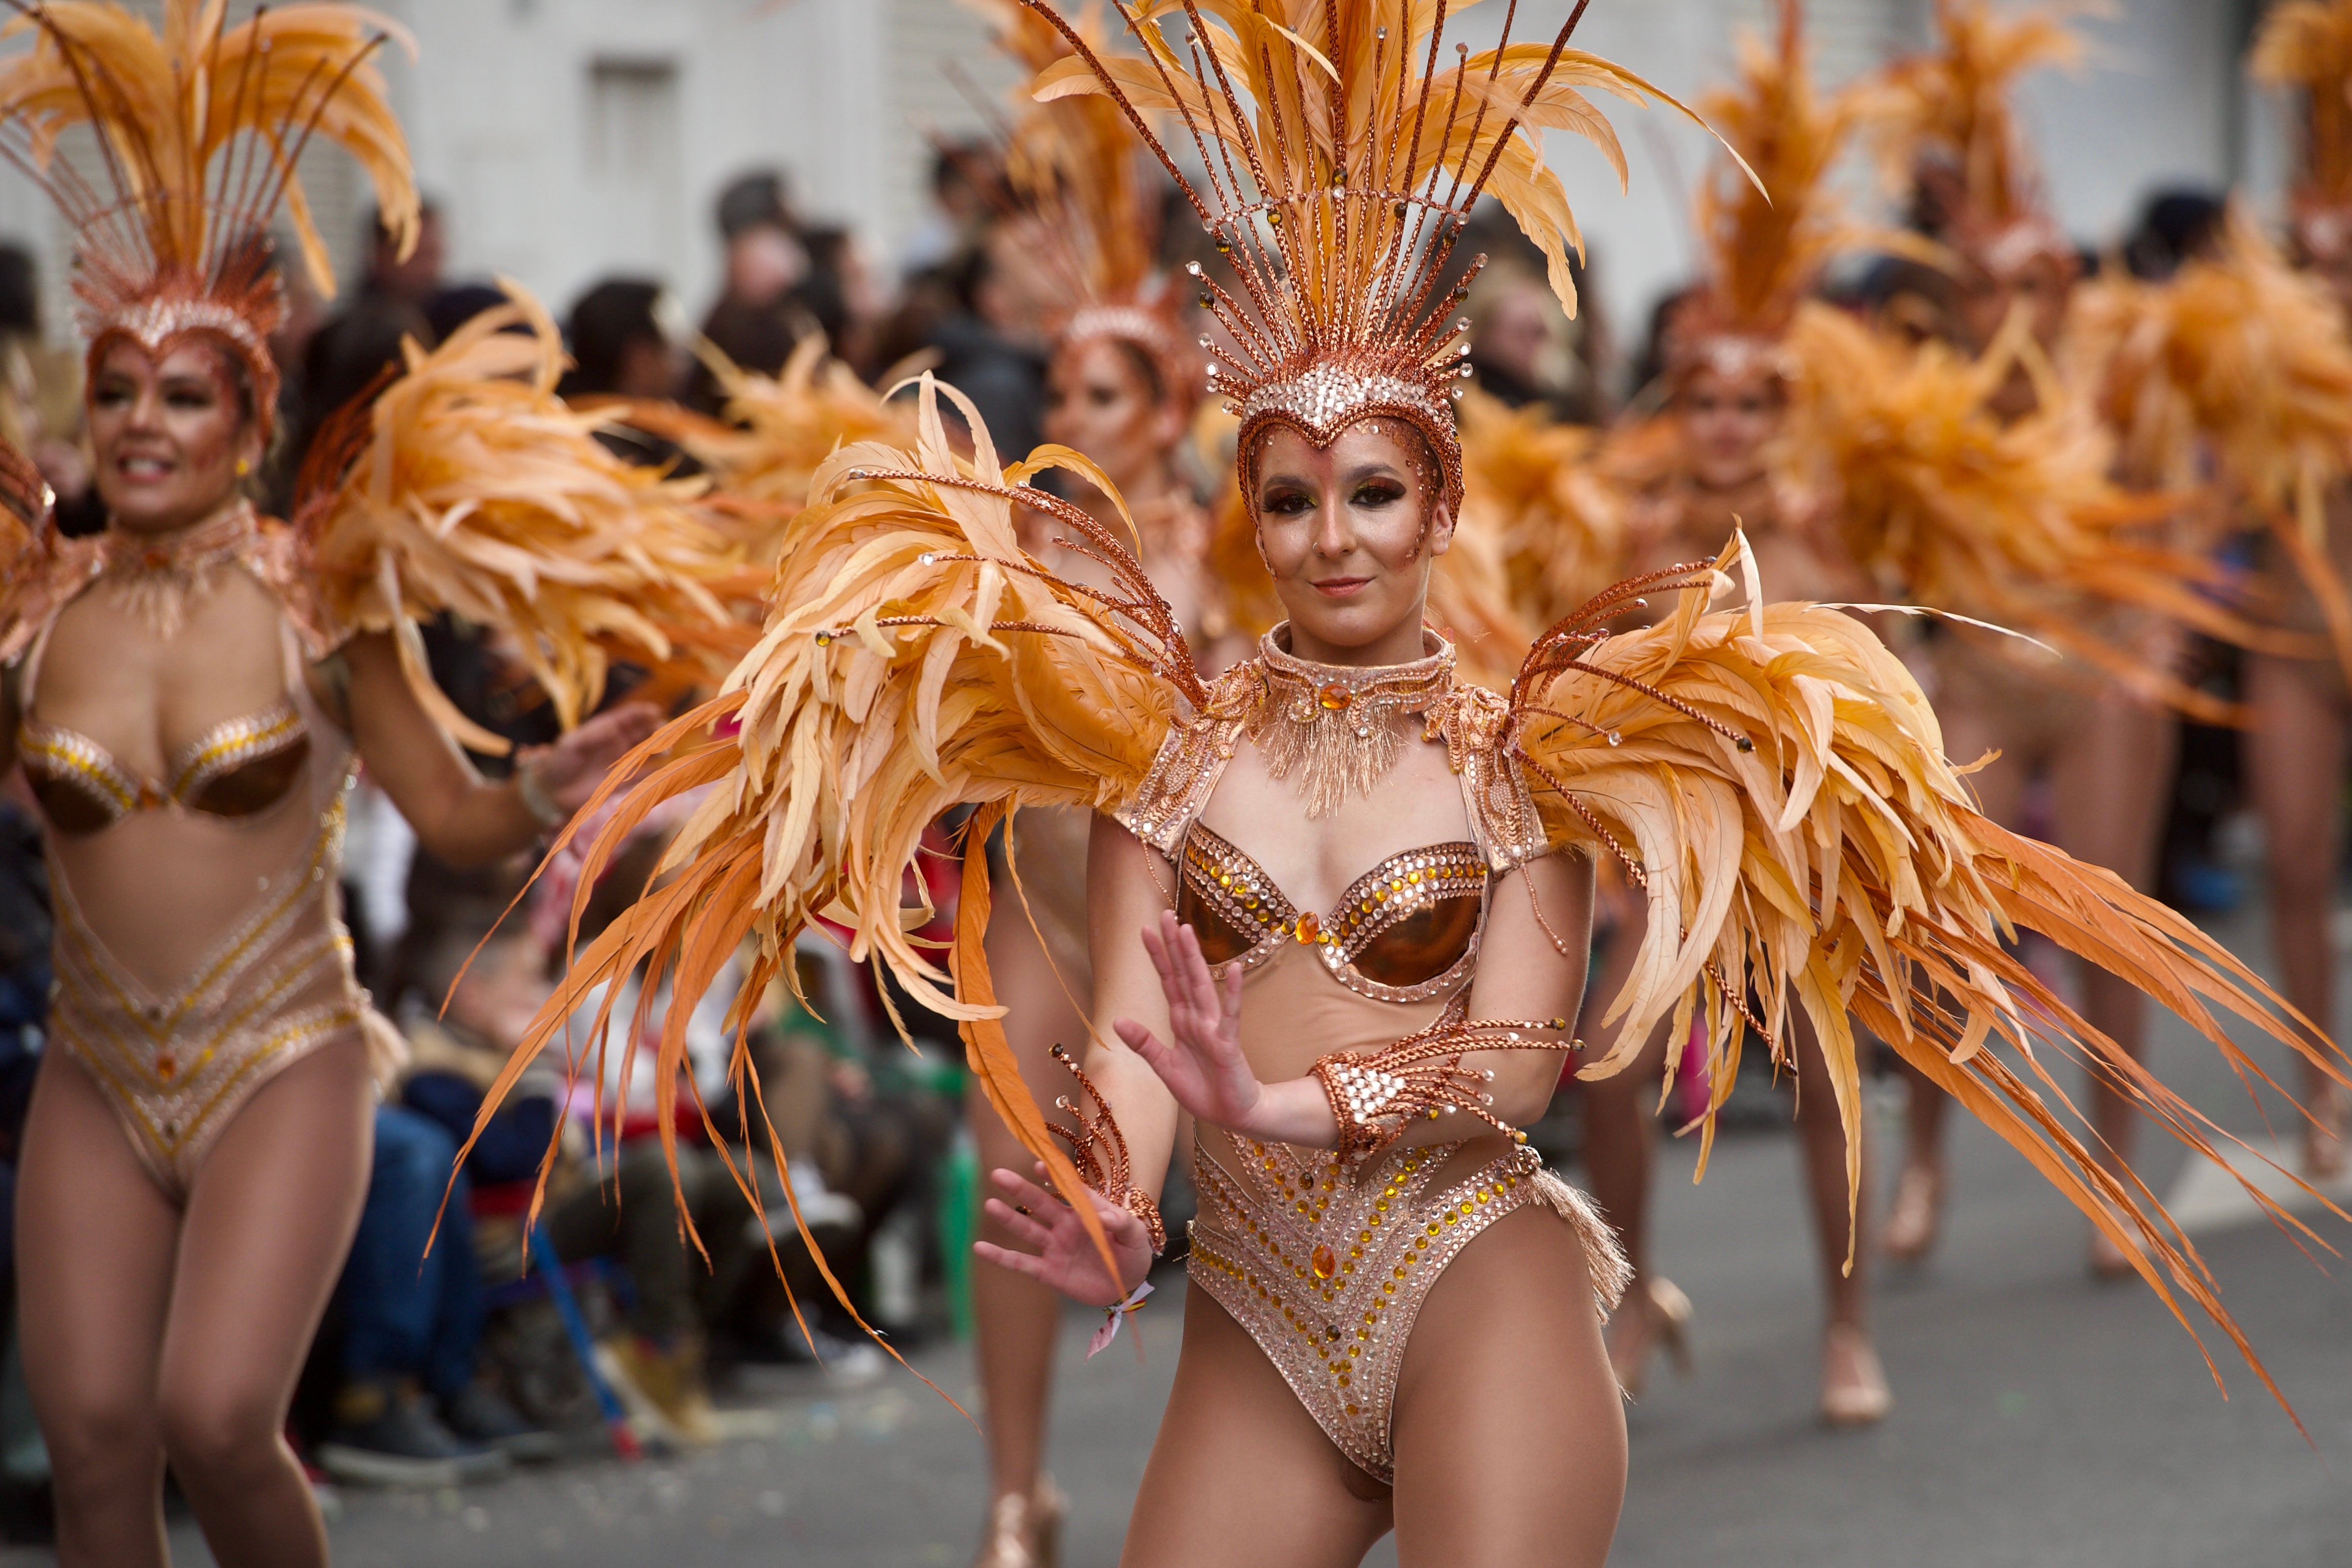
[2253,0,2352,265]
[969,0,1200,407]
[0,0,419,430]
[1859,0,2079,285]
[1018,0,1721,515]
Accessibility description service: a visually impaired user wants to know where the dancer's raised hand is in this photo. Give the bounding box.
[1113,911,1336,1146]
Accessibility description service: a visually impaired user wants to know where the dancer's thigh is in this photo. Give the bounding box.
[2050,690,2177,889]
[1122,1287,1392,1568]
[158,1038,373,1434]
[2244,653,2349,881]
[15,1050,178,1467]
[1390,1206,1625,1568]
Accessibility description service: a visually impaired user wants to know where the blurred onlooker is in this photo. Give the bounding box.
[363,198,448,308]
[1468,263,1609,425]
[288,296,433,483]
[686,170,817,413]
[561,279,688,402]
[901,141,1001,279]
[0,244,95,536]
[320,873,568,1484]
[923,216,1055,459]
[2121,187,2226,282]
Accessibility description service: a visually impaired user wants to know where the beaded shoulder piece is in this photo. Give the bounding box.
[1110,647,1546,873]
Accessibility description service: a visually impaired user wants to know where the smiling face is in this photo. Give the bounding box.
[1250,418,1451,667]
[1679,363,1782,492]
[1043,336,1184,498]
[87,336,261,536]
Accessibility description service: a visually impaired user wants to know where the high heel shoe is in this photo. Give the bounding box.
[2303,1089,2346,1184]
[1606,1277,1694,1399]
[973,1478,1066,1568]
[1881,1160,1944,1264]
[1820,1323,1893,1428]
[1031,1477,1067,1568]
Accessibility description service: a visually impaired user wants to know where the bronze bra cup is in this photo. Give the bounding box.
[183,735,309,818]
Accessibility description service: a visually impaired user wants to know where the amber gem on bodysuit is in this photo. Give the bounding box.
[1296,911,1321,944]
[1312,1244,1339,1280]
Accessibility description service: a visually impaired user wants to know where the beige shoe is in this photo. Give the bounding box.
[1882,1161,1944,1264]
[973,1486,1054,1568]
[1820,1324,1893,1428]
[2304,1089,2347,1183]
[607,1334,720,1447]
[1606,1277,1694,1400]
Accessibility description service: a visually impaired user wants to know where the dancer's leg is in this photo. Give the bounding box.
[2050,691,2179,1177]
[1388,1206,1627,1568]
[971,883,1088,1516]
[156,1037,373,1568]
[1886,675,2031,1258]
[1120,1290,1393,1568]
[2244,651,2350,1172]
[16,1052,179,1568]
[1789,1011,1889,1423]
[1579,934,1675,1395]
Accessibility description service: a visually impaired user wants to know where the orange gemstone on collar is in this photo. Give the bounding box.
[1318,683,1352,711]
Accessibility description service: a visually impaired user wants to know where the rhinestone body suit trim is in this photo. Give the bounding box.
[1187,1132,1554,1485]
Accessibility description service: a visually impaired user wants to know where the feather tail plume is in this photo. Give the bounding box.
[1784,300,2295,716]
[614,335,917,570]
[1514,536,2350,1416]
[2065,209,2352,679]
[294,283,739,752]
[479,374,1199,1275]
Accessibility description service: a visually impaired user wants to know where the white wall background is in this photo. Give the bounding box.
[0,0,2295,350]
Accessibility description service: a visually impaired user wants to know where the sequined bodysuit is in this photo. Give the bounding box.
[13,602,367,1199]
[1116,639,1622,1484]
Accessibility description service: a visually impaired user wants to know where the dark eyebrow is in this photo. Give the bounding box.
[1258,469,1313,492]
[1340,461,1406,486]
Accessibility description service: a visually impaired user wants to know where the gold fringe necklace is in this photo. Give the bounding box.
[1247,626,1456,819]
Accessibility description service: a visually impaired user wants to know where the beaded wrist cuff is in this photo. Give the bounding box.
[1310,1017,1577,1170]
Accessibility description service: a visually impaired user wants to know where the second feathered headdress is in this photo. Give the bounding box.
[1021,0,1729,516]
[0,0,420,426]
[2252,0,2352,262]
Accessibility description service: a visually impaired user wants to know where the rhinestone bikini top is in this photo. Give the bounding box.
[1174,821,1486,1005]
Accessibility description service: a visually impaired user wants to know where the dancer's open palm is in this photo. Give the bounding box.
[973,1163,1153,1308]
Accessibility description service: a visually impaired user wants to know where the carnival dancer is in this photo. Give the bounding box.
[0,7,732,1562]
[484,6,2352,1566]
[1857,0,2212,1273]
[1563,0,1901,1421]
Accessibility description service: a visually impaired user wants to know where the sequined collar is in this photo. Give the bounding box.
[1248,625,1456,818]
[95,499,261,579]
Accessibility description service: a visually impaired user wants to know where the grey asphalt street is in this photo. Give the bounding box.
[20,908,2352,1567]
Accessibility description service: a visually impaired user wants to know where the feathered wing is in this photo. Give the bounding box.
[1456,387,1628,632]
[1516,539,2349,1412]
[474,375,1200,1270]
[1783,300,2294,717]
[294,283,739,751]
[2065,209,2352,678]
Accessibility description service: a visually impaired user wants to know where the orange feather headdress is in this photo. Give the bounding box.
[0,0,420,427]
[964,0,1200,407]
[2252,0,2352,264]
[1020,0,1735,517]
[1858,0,2080,284]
